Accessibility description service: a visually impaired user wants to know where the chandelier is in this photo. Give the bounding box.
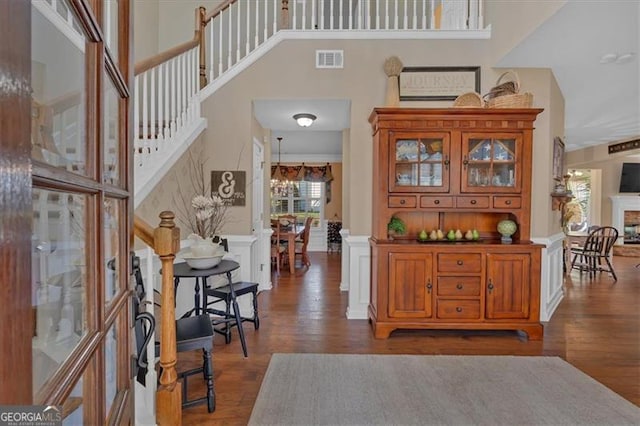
[270,137,289,197]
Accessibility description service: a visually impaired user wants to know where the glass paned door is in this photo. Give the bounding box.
[32,189,88,396]
[389,133,450,193]
[31,0,87,176]
[461,134,522,193]
[19,0,134,422]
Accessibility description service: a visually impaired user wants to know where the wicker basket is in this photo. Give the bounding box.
[484,70,533,108]
[486,92,533,108]
[453,92,484,108]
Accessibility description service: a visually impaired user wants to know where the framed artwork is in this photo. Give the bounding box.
[552,137,565,181]
[211,170,246,206]
[399,66,481,101]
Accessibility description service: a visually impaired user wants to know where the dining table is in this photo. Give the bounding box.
[273,222,305,274]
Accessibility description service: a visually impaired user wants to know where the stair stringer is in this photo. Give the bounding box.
[134,117,207,209]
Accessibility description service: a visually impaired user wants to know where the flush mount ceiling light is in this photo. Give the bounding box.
[599,53,618,64]
[599,52,636,64]
[293,113,317,127]
[615,53,635,64]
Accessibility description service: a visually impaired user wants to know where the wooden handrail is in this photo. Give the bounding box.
[133,215,155,247]
[133,212,182,425]
[134,38,199,76]
[134,7,205,76]
[203,0,237,23]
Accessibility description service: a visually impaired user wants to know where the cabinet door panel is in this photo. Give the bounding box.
[486,254,530,319]
[461,133,523,193]
[389,132,451,193]
[388,253,433,318]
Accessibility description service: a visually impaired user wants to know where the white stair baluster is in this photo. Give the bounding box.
[246,0,251,55]
[163,61,170,139]
[227,8,232,70]
[219,12,224,76]
[312,0,316,29]
[255,0,260,48]
[236,1,241,63]
[273,0,277,34]
[264,0,268,41]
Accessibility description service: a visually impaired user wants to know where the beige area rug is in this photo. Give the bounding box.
[248,354,639,426]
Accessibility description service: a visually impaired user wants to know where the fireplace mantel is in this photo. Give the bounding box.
[610,194,640,245]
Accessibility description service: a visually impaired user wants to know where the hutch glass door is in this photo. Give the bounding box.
[461,134,522,193]
[389,132,450,193]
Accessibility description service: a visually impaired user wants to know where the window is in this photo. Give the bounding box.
[566,170,591,232]
[271,181,323,226]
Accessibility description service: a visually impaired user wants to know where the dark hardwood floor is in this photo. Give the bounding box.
[180,252,640,425]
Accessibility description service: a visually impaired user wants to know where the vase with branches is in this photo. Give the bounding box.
[174,151,229,242]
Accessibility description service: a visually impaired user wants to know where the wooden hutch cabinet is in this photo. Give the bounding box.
[368,108,544,339]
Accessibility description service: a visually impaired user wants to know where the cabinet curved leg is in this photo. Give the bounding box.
[371,322,396,339]
[521,324,544,341]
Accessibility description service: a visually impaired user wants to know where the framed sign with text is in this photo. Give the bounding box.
[399,66,481,101]
[211,170,246,206]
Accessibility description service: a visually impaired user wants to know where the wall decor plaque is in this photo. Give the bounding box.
[211,170,246,206]
[399,66,481,101]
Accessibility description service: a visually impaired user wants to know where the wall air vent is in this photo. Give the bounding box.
[316,50,344,69]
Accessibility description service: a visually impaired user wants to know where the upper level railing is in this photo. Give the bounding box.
[132,0,487,198]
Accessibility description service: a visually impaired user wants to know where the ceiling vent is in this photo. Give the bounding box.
[316,50,344,69]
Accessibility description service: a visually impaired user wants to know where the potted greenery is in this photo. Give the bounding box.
[387,216,406,239]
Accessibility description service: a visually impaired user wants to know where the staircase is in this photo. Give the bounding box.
[132,0,490,206]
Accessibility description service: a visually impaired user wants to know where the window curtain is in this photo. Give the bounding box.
[270,163,334,183]
[271,163,334,203]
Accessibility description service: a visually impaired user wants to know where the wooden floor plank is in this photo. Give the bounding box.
[180,253,640,425]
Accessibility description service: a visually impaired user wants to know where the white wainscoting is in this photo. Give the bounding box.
[339,228,350,292]
[259,228,274,291]
[308,222,328,252]
[532,233,565,322]
[344,235,371,320]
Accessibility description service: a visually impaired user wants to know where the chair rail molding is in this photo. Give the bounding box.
[532,232,565,322]
[343,234,371,320]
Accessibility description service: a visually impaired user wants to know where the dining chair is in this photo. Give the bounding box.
[270,219,286,274]
[292,216,313,269]
[133,256,216,412]
[570,226,619,281]
[277,214,298,232]
[200,239,260,358]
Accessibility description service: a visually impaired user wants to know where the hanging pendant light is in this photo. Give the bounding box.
[271,137,289,197]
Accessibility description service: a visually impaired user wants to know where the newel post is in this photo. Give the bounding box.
[281,0,290,29]
[197,6,207,88]
[154,211,182,425]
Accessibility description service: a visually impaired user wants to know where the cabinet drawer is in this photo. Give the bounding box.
[494,196,521,209]
[420,196,454,208]
[437,299,481,319]
[456,196,490,208]
[438,253,482,273]
[388,195,416,208]
[437,277,481,296]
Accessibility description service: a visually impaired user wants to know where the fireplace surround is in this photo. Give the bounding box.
[610,195,640,245]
